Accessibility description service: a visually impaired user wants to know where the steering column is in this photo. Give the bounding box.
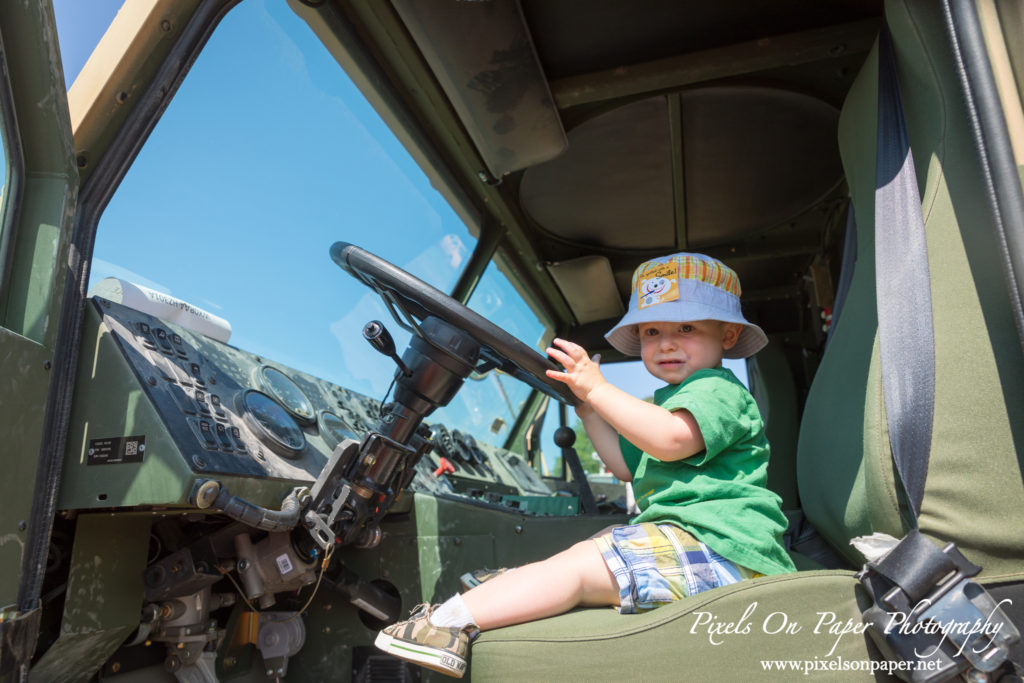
[299,316,479,551]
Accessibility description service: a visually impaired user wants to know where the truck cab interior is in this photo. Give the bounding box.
[0,0,1022,681]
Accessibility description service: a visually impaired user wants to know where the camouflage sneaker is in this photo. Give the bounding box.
[459,567,509,591]
[374,604,474,678]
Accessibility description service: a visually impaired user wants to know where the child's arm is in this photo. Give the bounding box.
[546,338,705,462]
[575,404,632,481]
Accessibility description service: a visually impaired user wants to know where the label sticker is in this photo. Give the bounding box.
[276,553,294,576]
[87,436,146,465]
[637,261,679,309]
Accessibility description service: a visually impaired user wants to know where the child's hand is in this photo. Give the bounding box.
[545,339,607,404]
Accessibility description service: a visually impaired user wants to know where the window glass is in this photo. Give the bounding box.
[429,260,549,449]
[90,0,477,402]
[52,0,123,89]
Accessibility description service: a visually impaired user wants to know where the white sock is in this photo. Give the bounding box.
[429,593,476,628]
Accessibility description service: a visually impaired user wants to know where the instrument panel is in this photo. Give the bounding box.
[58,298,556,511]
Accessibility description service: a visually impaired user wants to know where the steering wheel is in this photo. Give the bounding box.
[330,242,580,407]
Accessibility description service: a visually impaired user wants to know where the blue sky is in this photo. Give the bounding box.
[43,1,746,465]
[53,0,123,86]
[50,0,550,452]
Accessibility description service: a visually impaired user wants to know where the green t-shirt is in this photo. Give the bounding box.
[619,367,795,576]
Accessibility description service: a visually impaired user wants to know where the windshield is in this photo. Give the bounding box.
[443,260,549,447]
[84,0,558,449]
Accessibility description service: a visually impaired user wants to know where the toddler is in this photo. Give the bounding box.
[375,252,795,677]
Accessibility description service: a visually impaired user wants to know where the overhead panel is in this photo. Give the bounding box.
[392,0,568,178]
[681,87,841,246]
[546,256,625,325]
[521,97,674,251]
[519,88,841,251]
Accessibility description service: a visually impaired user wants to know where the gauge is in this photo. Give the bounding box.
[463,433,488,464]
[430,424,457,461]
[241,390,305,458]
[259,366,315,424]
[319,410,359,448]
[452,429,479,465]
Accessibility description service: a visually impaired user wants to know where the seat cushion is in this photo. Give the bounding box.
[471,571,875,680]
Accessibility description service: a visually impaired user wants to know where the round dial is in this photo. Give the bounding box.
[242,390,306,458]
[259,366,316,423]
[319,410,359,448]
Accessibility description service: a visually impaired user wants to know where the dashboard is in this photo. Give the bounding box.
[57,298,562,514]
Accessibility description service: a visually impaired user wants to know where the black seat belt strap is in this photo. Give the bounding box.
[874,26,935,524]
[858,27,1021,681]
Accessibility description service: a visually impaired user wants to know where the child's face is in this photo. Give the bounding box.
[638,320,742,384]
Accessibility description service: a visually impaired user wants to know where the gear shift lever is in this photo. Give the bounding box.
[363,320,412,377]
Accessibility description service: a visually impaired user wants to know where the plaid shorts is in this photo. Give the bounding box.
[594,523,761,614]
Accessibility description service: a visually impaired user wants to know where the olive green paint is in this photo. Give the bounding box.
[0,0,77,613]
[275,493,624,682]
[0,0,77,345]
[414,494,624,602]
[29,514,150,683]
[57,304,197,511]
[58,305,305,512]
[3,182,73,344]
[0,331,53,608]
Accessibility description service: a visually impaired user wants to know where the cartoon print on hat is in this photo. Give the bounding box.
[637,260,680,309]
[605,252,768,360]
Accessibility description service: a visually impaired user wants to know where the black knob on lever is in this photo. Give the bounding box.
[553,426,598,514]
[553,426,576,448]
[363,321,412,377]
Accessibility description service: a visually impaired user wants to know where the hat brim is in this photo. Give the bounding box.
[604,299,768,359]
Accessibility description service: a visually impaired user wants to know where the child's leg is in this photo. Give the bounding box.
[374,538,617,677]
[461,538,619,630]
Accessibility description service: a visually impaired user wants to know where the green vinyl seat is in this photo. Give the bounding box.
[470,0,1024,678]
[471,572,867,681]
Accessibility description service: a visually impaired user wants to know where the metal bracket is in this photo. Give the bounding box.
[858,532,1021,682]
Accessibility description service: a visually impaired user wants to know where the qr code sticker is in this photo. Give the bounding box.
[276,554,294,576]
[125,440,139,456]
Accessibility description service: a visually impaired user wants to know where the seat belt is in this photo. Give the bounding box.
[856,27,1021,681]
[873,26,934,525]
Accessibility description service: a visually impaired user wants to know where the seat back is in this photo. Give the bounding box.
[797,0,1024,578]
[748,336,800,512]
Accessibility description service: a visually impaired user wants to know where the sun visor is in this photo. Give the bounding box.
[391,0,567,179]
[89,278,232,343]
[546,256,625,325]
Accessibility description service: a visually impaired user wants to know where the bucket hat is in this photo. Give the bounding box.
[605,252,768,359]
